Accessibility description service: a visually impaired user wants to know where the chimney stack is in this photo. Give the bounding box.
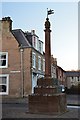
[0,17,12,31]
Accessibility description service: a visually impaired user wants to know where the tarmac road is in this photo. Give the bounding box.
[1,95,80,119]
[1,104,80,119]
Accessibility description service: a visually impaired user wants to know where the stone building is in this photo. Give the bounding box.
[57,66,66,87]
[0,16,66,98]
[65,70,80,89]
[0,17,44,98]
[51,55,57,78]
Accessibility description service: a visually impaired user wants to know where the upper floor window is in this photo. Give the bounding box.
[38,41,43,54]
[78,76,80,81]
[38,56,41,70]
[43,59,45,72]
[0,74,9,95]
[33,36,36,48]
[72,76,73,79]
[39,41,41,52]
[0,52,8,68]
[32,52,36,68]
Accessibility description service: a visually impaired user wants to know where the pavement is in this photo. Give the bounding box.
[1,94,80,119]
[67,94,80,106]
[1,94,80,105]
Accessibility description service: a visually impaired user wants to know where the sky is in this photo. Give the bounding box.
[0,0,79,71]
[78,1,80,70]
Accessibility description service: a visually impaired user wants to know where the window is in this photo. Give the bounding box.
[39,41,41,52]
[32,52,36,68]
[38,41,43,54]
[38,56,41,70]
[32,36,37,48]
[43,59,45,72]
[0,74,9,95]
[72,76,73,79]
[0,52,8,68]
[33,36,36,47]
[78,76,79,81]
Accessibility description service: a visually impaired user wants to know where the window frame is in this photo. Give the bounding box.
[38,56,41,70]
[32,52,36,68]
[43,59,45,72]
[0,52,8,68]
[0,74,9,95]
[39,41,41,52]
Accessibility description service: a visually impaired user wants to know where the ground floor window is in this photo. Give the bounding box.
[0,74,9,95]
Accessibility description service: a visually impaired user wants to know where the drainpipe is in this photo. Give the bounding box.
[20,45,24,98]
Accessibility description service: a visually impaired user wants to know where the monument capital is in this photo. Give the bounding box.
[45,18,51,29]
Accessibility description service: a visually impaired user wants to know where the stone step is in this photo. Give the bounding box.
[37,77,59,87]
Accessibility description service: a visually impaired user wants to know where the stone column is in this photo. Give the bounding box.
[44,18,51,77]
[28,15,67,114]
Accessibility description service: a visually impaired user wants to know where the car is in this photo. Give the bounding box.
[60,85,65,92]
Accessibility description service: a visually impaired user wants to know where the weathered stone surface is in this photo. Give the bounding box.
[28,76,67,114]
[37,77,59,86]
[28,93,67,114]
[34,86,57,95]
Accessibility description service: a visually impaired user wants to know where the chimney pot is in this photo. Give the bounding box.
[31,30,35,35]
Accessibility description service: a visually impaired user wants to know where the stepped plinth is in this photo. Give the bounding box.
[28,77,67,114]
[28,13,67,114]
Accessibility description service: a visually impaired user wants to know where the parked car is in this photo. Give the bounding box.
[60,85,65,93]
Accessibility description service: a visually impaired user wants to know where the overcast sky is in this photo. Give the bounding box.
[0,0,79,71]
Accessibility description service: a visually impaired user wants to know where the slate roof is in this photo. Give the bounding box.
[12,29,31,47]
[65,71,80,77]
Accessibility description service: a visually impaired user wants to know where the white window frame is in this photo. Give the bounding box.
[32,52,36,68]
[0,52,8,68]
[0,74,9,95]
[38,56,41,70]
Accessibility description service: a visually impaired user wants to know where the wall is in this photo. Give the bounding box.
[23,48,32,96]
[0,19,21,98]
[0,18,32,98]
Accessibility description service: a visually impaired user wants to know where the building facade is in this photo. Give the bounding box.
[0,17,44,98]
[51,55,57,79]
[65,71,80,89]
[57,66,66,87]
[0,16,70,98]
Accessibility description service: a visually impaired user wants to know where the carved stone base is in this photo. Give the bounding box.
[29,94,66,114]
[28,77,67,114]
